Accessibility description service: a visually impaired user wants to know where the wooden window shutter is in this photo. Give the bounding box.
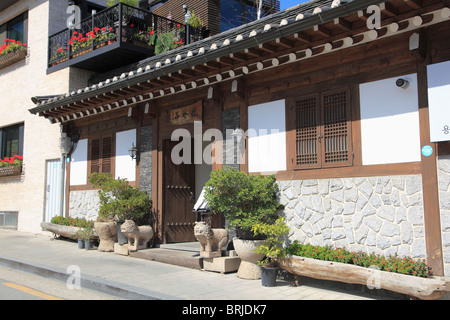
[294,94,321,169]
[321,89,352,167]
[89,135,114,176]
[101,136,112,174]
[90,138,101,174]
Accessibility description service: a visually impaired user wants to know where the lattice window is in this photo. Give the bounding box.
[295,94,320,168]
[288,88,352,169]
[322,90,350,165]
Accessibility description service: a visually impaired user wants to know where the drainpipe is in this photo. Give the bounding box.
[60,154,66,217]
[59,130,72,217]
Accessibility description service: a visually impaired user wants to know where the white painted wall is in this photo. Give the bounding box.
[69,139,88,186]
[248,99,286,173]
[427,61,450,142]
[359,74,421,165]
[115,129,136,181]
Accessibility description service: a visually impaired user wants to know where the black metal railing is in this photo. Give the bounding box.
[48,3,202,68]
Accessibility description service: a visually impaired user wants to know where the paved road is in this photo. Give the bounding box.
[0,265,120,300]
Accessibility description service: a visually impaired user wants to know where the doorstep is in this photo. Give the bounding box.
[129,242,204,270]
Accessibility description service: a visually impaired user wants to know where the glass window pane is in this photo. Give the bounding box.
[3,126,19,157]
[221,0,244,32]
[7,15,24,42]
[5,212,18,228]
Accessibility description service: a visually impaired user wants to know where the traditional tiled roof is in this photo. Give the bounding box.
[29,0,450,120]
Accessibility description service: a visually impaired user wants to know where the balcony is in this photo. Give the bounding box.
[47,3,203,73]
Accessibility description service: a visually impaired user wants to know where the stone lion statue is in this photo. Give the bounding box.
[120,220,154,252]
[194,221,229,258]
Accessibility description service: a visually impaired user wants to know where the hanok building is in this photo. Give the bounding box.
[30,0,450,277]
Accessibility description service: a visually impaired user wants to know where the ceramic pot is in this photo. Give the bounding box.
[94,221,117,252]
[233,238,265,279]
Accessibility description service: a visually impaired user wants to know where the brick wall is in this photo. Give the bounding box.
[0,0,90,233]
[152,0,220,35]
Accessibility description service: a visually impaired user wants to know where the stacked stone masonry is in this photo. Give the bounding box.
[69,190,100,221]
[278,175,427,260]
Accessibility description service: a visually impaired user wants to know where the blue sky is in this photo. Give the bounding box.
[280,0,308,10]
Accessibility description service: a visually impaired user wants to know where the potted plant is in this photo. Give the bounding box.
[75,225,95,250]
[0,39,27,69]
[149,24,184,55]
[107,0,139,42]
[0,155,23,177]
[204,166,283,279]
[89,172,152,245]
[251,217,290,287]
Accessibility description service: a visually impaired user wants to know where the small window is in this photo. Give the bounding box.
[287,88,352,169]
[0,212,18,229]
[0,123,24,159]
[0,12,28,44]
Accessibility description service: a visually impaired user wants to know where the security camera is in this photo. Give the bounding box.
[396,78,410,89]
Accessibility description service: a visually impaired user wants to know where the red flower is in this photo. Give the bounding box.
[14,155,23,160]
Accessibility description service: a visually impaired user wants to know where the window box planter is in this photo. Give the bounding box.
[0,48,27,69]
[0,166,22,177]
[278,255,449,300]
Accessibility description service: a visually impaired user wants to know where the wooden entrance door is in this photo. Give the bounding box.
[163,139,196,243]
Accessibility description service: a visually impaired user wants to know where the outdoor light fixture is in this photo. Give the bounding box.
[183,4,191,22]
[230,128,245,146]
[128,143,139,160]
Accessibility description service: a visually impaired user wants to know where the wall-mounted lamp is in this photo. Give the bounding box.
[128,143,139,160]
[230,128,245,147]
[396,78,410,89]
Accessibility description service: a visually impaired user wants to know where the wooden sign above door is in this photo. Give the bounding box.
[169,100,202,125]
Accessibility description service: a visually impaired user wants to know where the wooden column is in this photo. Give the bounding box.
[417,55,444,276]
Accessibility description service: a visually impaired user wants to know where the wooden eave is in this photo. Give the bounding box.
[30,0,449,124]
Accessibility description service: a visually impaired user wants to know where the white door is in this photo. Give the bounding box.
[44,159,62,222]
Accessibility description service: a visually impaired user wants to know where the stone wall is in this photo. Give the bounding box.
[222,108,240,170]
[68,190,100,221]
[437,155,450,276]
[139,124,152,196]
[278,174,427,259]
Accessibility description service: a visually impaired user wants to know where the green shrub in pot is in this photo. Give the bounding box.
[204,167,283,239]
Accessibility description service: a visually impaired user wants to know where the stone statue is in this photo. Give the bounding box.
[120,220,154,252]
[194,221,229,258]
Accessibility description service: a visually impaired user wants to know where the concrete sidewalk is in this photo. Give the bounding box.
[0,229,403,300]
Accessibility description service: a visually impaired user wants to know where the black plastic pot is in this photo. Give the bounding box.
[260,266,278,287]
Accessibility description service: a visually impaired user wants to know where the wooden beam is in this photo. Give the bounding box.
[293,32,311,44]
[404,0,421,9]
[334,18,352,31]
[258,43,277,53]
[313,25,331,37]
[276,37,294,49]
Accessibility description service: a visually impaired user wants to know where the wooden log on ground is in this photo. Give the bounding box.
[41,222,98,240]
[278,255,448,300]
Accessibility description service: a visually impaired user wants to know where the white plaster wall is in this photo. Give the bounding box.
[69,139,88,186]
[115,129,136,181]
[360,74,421,165]
[248,99,286,173]
[427,61,450,142]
